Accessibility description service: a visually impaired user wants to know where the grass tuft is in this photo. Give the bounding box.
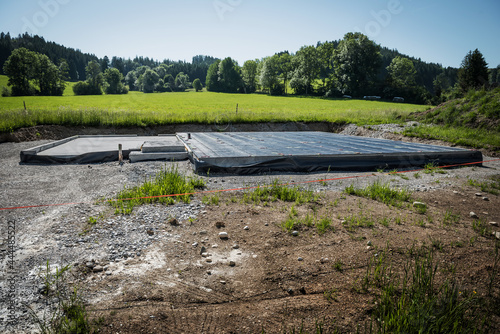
[110,164,205,214]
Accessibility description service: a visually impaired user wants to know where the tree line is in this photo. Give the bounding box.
[1,32,498,103]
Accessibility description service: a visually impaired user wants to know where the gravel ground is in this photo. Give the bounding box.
[1,126,499,333]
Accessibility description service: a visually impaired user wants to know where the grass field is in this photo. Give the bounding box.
[0,75,427,132]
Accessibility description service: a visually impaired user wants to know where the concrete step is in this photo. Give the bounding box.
[129,151,189,163]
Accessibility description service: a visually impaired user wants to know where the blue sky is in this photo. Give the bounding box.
[1,0,499,68]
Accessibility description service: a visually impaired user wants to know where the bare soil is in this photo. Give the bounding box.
[1,124,499,333]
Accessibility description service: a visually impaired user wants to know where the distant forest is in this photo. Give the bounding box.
[1,32,498,104]
[0,33,217,84]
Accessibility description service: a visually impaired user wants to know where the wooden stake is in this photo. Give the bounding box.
[118,144,123,164]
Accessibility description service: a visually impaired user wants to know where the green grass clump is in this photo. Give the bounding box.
[371,246,485,333]
[468,175,500,195]
[342,213,375,232]
[344,181,412,207]
[316,217,334,235]
[246,180,319,205]
[110,164,205,214]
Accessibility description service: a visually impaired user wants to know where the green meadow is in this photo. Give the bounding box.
[0,75,427,132]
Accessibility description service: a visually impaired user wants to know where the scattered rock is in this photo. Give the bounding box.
[232,244,239,249]
[200,246,207,255]
[93,265,104,273]
[199,230,208,235]
[216,221,225,228]
[453,191,459,194]
[493,232,500,240]
[489,222,499,227]
[212,244,218,248]
[219,232,229,239]
[229,261,236,267]
[206,258,213,263]
[146,228,154,236]
[299,287,306,294]
[192,242,198,247]
[202,252,210,257]
[264,223,269,226]
[292,231,299,236]
[483,197,490,201]
[413,202,426,209]
[298,257,303,261]
[86,261,95,269]
[287,288,294,295]
[168,218,179,226]
[470,212,479,219]
[244,226,249,230]
[367,240,373,246]
[220,280,226,285]
[475,193,482,197]
[320,258,329,264]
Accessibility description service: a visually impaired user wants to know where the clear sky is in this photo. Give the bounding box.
[1,0,499,68]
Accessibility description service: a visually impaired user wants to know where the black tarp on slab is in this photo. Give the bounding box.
[177,132,483,174]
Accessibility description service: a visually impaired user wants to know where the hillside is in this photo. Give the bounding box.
[414,88,500,132]
[404,88,500,152]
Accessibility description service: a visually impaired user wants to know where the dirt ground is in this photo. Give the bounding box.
[1,124,499,333]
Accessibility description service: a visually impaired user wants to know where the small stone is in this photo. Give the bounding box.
[470,212,479,219]
[366,246,373,251]
[413,202,426,209]
[219,232,229,239]
[483,197,490,201]
[493,232,500,240]
[232,244,239,249]
[200,246,207,255]
[292,231,299,236]
[320,258,329,264]
[299,287,306,294]
[202,252,209,257]
[105,271,112,276]
[264,223,269,226]
[206,258,212,263]
[192,242,198,247]
[146,229,154,236]
[229,261,236,267]
[489,222,498,226]
[86,262,95,269]
[367,240,373,246]
[220,280,226,284]
[475,193,482,197]
[287,288,294,294]
[93,265,103,273]
[199,230,208,235]
[244,226,249,230]
[453,191,459,194]
[212,244,218,248]
[216,221,225,228]
[168,218,179,226]
[298,257,303,261]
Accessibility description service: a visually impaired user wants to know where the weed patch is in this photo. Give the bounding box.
[110,164,205,214]
[344,181,411,207]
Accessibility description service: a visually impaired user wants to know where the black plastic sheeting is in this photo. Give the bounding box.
[177,132,483,174]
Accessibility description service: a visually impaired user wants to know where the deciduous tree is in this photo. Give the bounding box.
[332,33,381,97]
[193,78,203,92]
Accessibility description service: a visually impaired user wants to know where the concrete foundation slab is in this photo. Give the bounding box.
[177,132,482,174]
[20,135,186,164]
